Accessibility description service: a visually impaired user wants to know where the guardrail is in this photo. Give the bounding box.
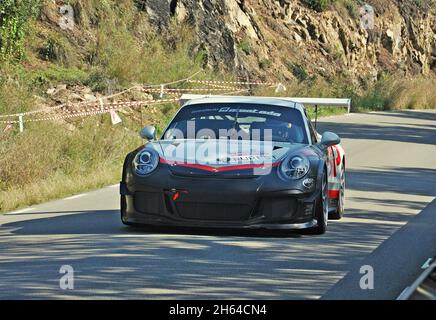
[179,94,352,113]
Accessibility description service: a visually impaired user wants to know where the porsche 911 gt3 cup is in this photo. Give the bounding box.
[120,96,345,234]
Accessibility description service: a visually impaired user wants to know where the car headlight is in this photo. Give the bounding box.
[279,155,310,180]
[133,149,159,176]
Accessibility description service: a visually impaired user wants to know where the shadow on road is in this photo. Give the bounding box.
[347,167,436,197]
[374,110,436,122]
[317,110,436,146]
[2,209,303,238]
[0,207,399,299]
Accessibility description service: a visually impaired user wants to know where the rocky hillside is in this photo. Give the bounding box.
[141,0,435,85]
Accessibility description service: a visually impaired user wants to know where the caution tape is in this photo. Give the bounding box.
[187,79,277,86]
[199,82,241,89]
[0,76,282,124]
[0,71,202,119]
[142,87,244,93]
[0,97,180,124]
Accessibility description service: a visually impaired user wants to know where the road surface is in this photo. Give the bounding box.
[1,110,435,299]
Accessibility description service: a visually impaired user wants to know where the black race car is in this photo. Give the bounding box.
[120,96,345,234]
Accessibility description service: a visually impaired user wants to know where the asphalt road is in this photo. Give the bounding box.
[1,110,435,299]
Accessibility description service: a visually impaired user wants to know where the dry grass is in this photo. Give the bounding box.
[255,74,436,113]
[0,116,141,212]
[0,166,120,212]
[384,77,435,110]
[354,75,436,111]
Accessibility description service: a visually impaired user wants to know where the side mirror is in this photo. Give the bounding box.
[320,131,340,147]
[140,126,156,141]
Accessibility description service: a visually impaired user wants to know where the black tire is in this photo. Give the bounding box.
[329,164,345,220]
[309,170,328,235]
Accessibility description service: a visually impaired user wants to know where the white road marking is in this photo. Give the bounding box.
[421,258,433,269]
[5,207,35,215]
[64,194,85,200]
[341,217,405,226]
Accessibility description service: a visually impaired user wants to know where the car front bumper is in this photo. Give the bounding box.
[120,165,321,230]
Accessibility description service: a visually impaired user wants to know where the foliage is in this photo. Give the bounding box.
[0,0,40,60]
[237,37,252,55]
[302,0,333,12]
[259,58,272,70]
[289,64,308,82]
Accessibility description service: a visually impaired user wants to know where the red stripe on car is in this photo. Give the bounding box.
[333,145,341,166]
[160,158,280,172]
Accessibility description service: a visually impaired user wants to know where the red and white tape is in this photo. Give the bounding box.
[187,79,277,86]
[0,97,180,124]
[0,76,281,124]
[142,87,243,93]
[0,71,203,119]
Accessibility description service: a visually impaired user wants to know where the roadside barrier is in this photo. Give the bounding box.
[0,97,181,124]
[0,72,285,132]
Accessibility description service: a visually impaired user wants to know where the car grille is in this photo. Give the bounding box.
[175,202,252,221]
[255,198,298,220]
[134,191,166,214]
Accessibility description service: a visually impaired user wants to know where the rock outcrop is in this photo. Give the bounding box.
[138,0,435,83]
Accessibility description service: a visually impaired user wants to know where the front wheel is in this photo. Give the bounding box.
[309,170,328,235]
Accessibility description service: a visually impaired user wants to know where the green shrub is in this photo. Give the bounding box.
[302,0,333,12]
[290,64,308,82]
[0,0,40,60]
[237,38,252,55]
[259,58,272,70]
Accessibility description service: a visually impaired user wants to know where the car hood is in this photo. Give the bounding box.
[146,139,311,177]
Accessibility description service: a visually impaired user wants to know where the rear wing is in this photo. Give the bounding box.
[179,94,352,113]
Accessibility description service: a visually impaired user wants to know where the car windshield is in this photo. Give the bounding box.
[163,103,308,144]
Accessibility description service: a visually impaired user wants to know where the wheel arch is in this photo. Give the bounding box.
[315,158,328,191]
